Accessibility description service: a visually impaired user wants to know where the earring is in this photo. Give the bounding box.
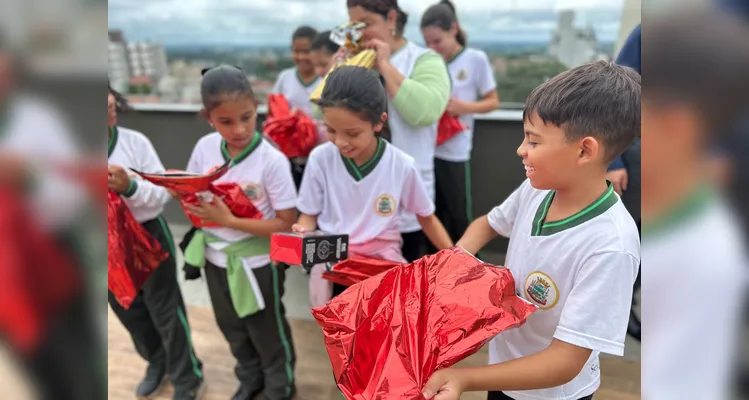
[391,28,396,36]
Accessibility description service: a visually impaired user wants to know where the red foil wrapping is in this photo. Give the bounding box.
[108,190,168,309]
[0,188,81,354]
[311,247,537,400]
[322,255,402,287]
[132,166,263,228]
[133,161,230,196]
[263,94,317,159]
[179,182,264,228]
[436,113,467,146]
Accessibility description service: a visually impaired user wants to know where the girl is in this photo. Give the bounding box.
[182,66,297,400]
[108,86,205,400]
[310,30,340,80]
[421,0,499,246]
[310,30,341,146]
[271,25,322,188]
[293,65,453,303]
[346,0,451,262]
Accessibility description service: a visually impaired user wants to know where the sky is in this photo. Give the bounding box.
[108,0,625,46]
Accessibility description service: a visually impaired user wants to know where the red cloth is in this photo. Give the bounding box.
[0,188,81,354]
[322,255,402,287]
[436,113,466,146]
[312,247,537,400]
[108,190,167,309]
[179,182,264,228]
[263,94,317,159]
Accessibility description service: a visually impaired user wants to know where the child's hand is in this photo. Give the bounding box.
[108,165,131,194]
[291,224,309,234]
[184,195,234,226]
[422,368,465,400]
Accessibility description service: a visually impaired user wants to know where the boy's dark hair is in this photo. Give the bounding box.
[108,84,131,112]
[292,26,318,42]
[318,65,387,128]
[420,0,466,46]
[347,0,408,36]
[643,6,749,133]
[523,60,640,164]
[311,30,340,55]
[200,65,257,112]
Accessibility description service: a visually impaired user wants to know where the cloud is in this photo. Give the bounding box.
[108,0,624,45]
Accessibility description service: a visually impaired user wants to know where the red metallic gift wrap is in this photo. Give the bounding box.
[179,182,264,228]
[436,113,467,146]
[322,255,402,287]
[133,161,230,196]
[108,190,168,309]
[311,247,537,400]
[0,188,81,355]
[263,94,317,159]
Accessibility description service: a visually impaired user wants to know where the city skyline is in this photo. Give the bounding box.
[109,0,624,46]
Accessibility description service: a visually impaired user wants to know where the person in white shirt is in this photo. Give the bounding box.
[107,87,205,400]
[639,9,749,400]
[347,0,451,262]
[422,61,641,400]
[182,66,298,400]
[420,0,499,246]
[292,65,452,303]
[270,26,323,189]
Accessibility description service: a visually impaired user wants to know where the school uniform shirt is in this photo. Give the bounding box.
[486,180,640,400]
[186,132,297,270]
[387,41,450,233]
[1,95,84,231]
[270,67,321,119]
[107,126,171,223]
[641,189,748,400]
[435,47,497,163]
[296,140,435,245]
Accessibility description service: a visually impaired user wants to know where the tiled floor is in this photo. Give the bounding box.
[107,224,641,400]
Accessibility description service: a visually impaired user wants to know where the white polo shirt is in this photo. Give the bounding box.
[108,126,171,223]
[487,180,640,400]
[297,140,435,245]
[435,47,497,162]
[186,132,297,269]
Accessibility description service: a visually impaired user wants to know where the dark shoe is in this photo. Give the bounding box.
[232,384,264,400]
[135,369,166,399]
[173,379,206,400]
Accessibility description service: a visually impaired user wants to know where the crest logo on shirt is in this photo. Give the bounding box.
[242,183,264,201]
[456,68,468,81]
[524,271,559,309]
[374,194,396,217]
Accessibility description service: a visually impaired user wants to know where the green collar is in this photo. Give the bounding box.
[108,126,118,158]
[221,132,262,166]
[642,183,715,238]
[447,46,466,64]
[296,69,319,88]
[531,182,618,236]
[341,138,386,182]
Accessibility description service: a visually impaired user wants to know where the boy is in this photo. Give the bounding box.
[422,61,641,400]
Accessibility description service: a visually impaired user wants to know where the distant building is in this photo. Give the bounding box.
[547,10,600,68]
[128,41,169,81]
[108,30,169,95]
[108,30,130,92]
